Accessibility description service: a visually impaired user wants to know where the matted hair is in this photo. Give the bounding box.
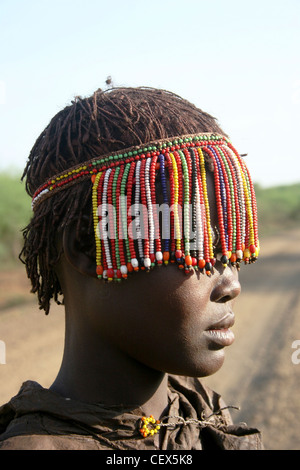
[20,87,226,314]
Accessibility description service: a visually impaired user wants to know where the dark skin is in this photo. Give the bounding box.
[50,172,241,427]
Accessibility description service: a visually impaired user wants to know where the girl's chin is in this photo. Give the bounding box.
[161,349,226,378]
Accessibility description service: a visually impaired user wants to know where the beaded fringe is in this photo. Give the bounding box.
[31,133,259,281]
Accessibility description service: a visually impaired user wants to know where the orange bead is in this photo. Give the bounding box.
[185,255,192,266]
[198,259,206,269]
[127,262,133,272]
[230,253,237,263]
[96,265,103,276]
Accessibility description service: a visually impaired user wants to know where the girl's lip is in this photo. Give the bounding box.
[204,328,235,347]
[204,312,235,347]
[206,312,235,331]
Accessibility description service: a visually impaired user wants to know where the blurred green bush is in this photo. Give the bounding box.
[0,173,31,267]
[255,183,300,236]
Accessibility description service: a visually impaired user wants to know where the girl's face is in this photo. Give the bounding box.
[90,173,241,378]
[97,259,240,378]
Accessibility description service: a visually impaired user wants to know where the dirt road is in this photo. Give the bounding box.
[0,229,300,450]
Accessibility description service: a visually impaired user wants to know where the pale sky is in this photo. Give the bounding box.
[1,0,299,187]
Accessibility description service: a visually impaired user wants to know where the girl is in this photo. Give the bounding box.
[0,87,262,450]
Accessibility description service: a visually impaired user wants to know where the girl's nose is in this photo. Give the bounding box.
[210,267,241,303]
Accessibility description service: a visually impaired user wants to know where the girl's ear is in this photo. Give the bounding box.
[62,217,97,278]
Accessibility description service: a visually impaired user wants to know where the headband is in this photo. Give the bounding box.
[31,133,259,281]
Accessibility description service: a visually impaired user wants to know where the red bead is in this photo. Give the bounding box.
[107,268,114,279]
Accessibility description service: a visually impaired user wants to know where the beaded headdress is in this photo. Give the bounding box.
[31,133,259,281]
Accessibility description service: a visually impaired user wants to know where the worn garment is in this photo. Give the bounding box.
[0,375,263,450]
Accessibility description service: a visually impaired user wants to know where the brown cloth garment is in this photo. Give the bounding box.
[0,375,263,450]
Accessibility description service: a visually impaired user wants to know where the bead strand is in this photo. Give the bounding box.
[107,168,116,281]
[178,150,192,272]
[158,154,170,265]
[92,172,103,278]
[164,153,176,261]
[102,169,113,280]
[120,163,131,277]
[134,160,143,267]
[150,154,163,266]
[169,152,181,261]
[140,158,150,270]
[113,166,123,281]
[197,147,214,274]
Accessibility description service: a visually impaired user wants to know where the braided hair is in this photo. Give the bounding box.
[20,87,226,314]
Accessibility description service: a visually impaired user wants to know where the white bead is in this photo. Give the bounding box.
[131,258,139,268]
[236,250,243,260]
[144,257,151,268]
[156,251,163,261]
[120,265,128,275]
